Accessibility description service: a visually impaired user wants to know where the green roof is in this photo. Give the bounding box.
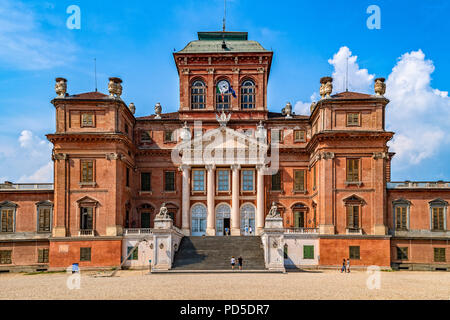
[176,31,270,54]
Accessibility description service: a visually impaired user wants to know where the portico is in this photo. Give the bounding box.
[176,118,269,237]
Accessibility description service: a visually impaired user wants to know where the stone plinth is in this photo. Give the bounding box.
[154,218,173,230]
[261,217,285,272]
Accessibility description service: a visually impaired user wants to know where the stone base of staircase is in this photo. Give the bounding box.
[151,269,285,274]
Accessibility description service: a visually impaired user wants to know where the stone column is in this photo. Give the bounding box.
[180,165,191,236]
[256,165,266,235]
[206,165,216,236]
[231,164,241,236]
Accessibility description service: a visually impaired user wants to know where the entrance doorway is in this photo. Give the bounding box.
[240,204,256,236]
[141,212,151,228]
[216,204,231,236]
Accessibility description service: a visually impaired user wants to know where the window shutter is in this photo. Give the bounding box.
[1,210,7,232]
[2,210,14,233]
[347,206,353,228]
[294,170,305,191]
[304,246,314,259]
[86,208,93,230]
[401,207,407,229]
[353,206,359,228]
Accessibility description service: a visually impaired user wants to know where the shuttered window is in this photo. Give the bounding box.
[294,130,306,142]
[346,159,360,182]
[395,206,408,230]
[303,245,314,260]
[434,248,446,262]
[432,207,444,231]
[38,249,49,263]
[0,250,12,264]
[347,206,360,229]
[349,246,360,260]
[127,247,139,260]
[80,248,91,262]
[347,113,360,126]
[81,161,94,183]
[141,173,151,191]
[38,207,51,232]
[397,247,408,260]
[294,170,305,192]
[141,130,152,142]
[1,209,14,233]
[164,171,176,192]
[271,171,282,191]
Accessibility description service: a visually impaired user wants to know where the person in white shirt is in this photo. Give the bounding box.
[231,256,236,270]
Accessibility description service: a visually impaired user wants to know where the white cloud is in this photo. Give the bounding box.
[386,50,450,166]
[294,93,319,116]
[328,46,375,94]
[0,0,76,70]
[18,161,53,183]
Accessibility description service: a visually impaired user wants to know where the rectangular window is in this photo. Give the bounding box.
[271,171,282,191]
[164,130,175,143]
[347,113,360,126]
[283,245,288,259]
[127,246,139,261]
[434,248,446,262]
[346,159,360,182]
[397,247,408,260]
[124,123,129,135]
[80,207,93,230]
[242,170,254,191]
[432,207,445,231]
[349,246,360,260]
[126,167,130,187]
[38,249,49,263]
[1,209,14,233]
[294,130,306,142]
[395,207,408,230]
[80,248,91,262]
[81,160,94,183]
[0,250,12,264]
[217,169,230,191]
[38,207,51,233]
[164,171,176,192]
[347,206,360,229]
[141,172,151,191]
[81,113,94,127]
[313,166,317,190]
[303,245,314,260]
[192,169,205,192]
[294,170,305,192]
[141,130,152,142]
[273,130,283,143]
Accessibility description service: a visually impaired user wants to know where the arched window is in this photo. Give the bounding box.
[240,80,255,109]
[240,204,255,235]
[191,204,207,236]
[216,79,231,110]
[191,80,206,109]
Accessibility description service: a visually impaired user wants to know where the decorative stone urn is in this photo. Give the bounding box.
[108,77,123,98]
[154,103,162,119]
[320,76,333,98]
[129,103,136,115]
[374,77,386,96]
[282,102,293,118]
[55,78,67,98]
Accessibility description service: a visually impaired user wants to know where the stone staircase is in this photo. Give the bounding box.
[171,236,266,271]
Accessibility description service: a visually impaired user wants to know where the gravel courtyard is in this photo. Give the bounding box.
[0,270,448,300]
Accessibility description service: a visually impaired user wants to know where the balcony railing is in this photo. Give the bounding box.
[285,227,318,234]
[388,181,450,189]
[78,229,95,237]
[346,227,363,235]
[124,228,153,235]
[0,183,54,191]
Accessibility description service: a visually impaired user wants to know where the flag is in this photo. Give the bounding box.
[230,86,236,98]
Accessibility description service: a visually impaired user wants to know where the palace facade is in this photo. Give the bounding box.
[0,31,449,272]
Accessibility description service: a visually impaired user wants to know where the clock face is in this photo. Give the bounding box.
[218,80,229,94]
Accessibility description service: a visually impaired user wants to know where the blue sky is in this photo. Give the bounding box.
[0,0,449,182]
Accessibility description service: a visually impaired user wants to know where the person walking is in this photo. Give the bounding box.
[249,226,253,235]
[238,256,243,270]
[347,258,351,273]
[231,256,236,270]
[341,259,347,273]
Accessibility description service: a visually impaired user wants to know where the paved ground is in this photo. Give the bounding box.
[0,269,448,300]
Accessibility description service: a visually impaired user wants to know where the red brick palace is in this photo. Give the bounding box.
[0,31,449,272]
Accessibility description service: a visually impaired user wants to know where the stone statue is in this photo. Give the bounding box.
[155,103,162,119]
[216,110,231,127]
[129,103,136,115]
[267,202,281,218]
[108,77,123,98]
[156,203,170,220]
[323,77,333,98]
[55,78,67,98]
[374,78,386,96]
[282,102,293,118]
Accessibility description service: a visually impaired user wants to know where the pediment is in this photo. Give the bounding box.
[0,201,18,208]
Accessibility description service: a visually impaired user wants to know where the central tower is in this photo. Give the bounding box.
[173,31,273,121]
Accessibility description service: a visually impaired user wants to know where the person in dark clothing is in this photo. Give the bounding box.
[238,256,243,270]
[341,259,347,273]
